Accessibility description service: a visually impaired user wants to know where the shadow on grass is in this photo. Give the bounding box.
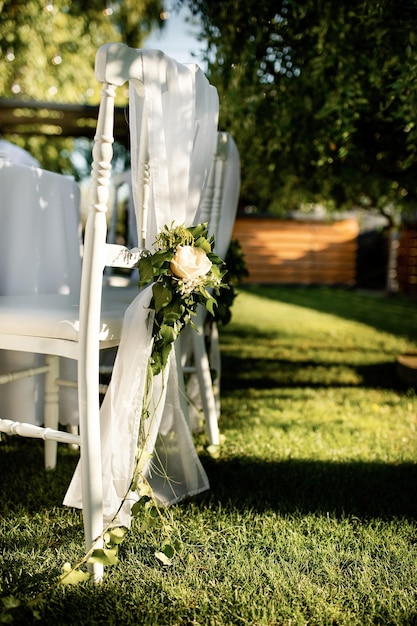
[0,438,79,514]
[240,285,417,343]
[221,354,405,392]
[4,439,416,524]
[203,455,417,521]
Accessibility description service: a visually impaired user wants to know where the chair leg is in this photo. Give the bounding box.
[175,342,191,427]
[208,321,221,419]
[192,330,220,446]
[44,355,60,469]
[78,353,104,582]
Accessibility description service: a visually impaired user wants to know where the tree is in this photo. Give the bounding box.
[0,0,164,174]
[179,0,417,219]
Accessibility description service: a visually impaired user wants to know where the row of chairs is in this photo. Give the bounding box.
[0,43,240,580]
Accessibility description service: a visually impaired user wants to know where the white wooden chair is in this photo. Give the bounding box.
[181,132,241,445]
[0,42,218,581]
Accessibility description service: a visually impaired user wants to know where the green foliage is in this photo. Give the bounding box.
[138,222,227,375]
[179,0,417,218]
[0,0,164,171]
[210,238,249,326]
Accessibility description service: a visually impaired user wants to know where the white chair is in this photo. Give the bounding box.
[181,132,240,445]
[0,162,82,465]
[0,42,218,580]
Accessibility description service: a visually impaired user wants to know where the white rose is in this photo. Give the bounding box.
[170,245,212,280]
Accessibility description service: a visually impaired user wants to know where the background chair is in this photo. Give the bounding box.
[181,131,241,445]
[0,163,82,462]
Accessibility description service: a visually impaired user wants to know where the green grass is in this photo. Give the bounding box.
[1,286,417,625]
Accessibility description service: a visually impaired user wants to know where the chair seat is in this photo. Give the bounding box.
[0,294,126,343]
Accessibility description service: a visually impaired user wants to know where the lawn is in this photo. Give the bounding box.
[1,286,417,625]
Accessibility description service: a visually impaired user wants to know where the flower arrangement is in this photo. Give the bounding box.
[138,222,227,375]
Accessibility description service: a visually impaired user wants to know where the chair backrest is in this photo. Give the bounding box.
[80,42,219,357]
[0,162,81,297]
[107,170,136,249]
[196,132,241,259]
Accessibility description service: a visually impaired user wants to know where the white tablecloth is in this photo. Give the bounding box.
[0,160,82,426]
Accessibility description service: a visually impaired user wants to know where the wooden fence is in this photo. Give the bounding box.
[397,229,417,295]
[231,216,359,285]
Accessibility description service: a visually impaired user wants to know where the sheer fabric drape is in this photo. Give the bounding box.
[64,52,219,528]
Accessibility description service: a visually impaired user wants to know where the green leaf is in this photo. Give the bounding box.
[151,250,174,268]
[135,448,153,473]
[138,256,155,287]
[146,504,160,519]
[140,517,157,531]
[161,543,175,559]
[88,547,119,566]
[198,285,212,300]
[187,223,208,239]
[1,597,21,611]
[59,563,91,585]
[163,297,184,322]
[131,495,151,517]
[161,342,173,368]
[153,282,172,311]
[160,323,177,345]
[207,252,224,265]
[194,236,211,253]
[206,298,217,316]
[106,526,127,545]
[155,551,173,566]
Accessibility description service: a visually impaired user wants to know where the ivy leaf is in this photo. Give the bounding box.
[187,223,207,239]
[163,298,184,323]
[160,323,177,345]
[153,281,172,311]
[151,250,174,268]
[138,256,154,288]
[88,547,119,566]
[59,563,91,585]
[106,527,127,545]
[207,252,224,265]
[206,298,217,316]
[135,448,153,474]
[155,551,173,566]
[131,495,151,517]
[194,236,211,253]
[161,543,175,559]
[1,596,21,611]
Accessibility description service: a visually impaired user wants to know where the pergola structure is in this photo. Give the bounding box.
[0,98,129,145]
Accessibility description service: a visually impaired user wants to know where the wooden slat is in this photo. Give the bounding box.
[232,217,358,285]
[398,229,417,294]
